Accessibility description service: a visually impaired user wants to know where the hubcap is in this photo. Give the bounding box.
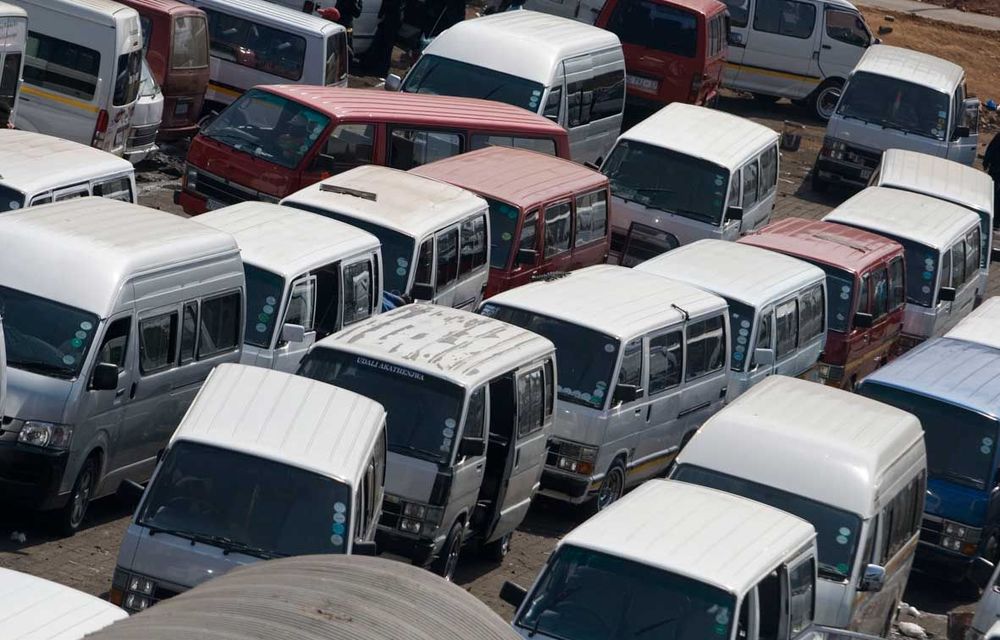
[598,468,624,510]
[70,467,93,527]
[499,534,511,557]
[444,536,460,581]
[817,87,841,119]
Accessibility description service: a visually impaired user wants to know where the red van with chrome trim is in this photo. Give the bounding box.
[739,217,906,390]
[179,85,571,215]
[118,0,210,139]
[412,146,611,298]
[596,0,728,108]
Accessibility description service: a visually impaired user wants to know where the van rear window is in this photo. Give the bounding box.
[172,15,210,70]
[204,8,306,81]
[24,32,100,101]
[606,0,699,58]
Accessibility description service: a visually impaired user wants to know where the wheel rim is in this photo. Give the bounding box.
[598,467,624,510]
[816,86,841,120]
[498,534,511,558]
[443,535,461,581]
[70,466,93,528]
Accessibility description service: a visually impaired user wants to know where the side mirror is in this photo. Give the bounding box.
[853,312,874,329]
[458,435,486,458]
[939,286,957,303]
[993,247,1000,263]
[612,383,641,405]
[753,348,775,367]
[90,362,119,391]
[117,479,146,503]
[500,581,528,608]
[385,74,402,91]
[281,323,307,343]
[726,205,744,221]
[954,125,972,140]
[517,248,537,266]
[411,282,435,301]
[727,31,744,46]
[352,540,378,556]
[859,564,886,592]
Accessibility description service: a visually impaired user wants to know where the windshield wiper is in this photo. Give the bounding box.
[935,470,984,488]
[525,587,581,638]
[8,360,74,378]
[818,563,849,580]
[635,187,675,195]
[203,535,283,560]
[390,443,444,462]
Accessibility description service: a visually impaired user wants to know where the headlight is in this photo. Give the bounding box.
[17,421,73,450]
[403,503,427,519]
[943,520,981,543]
[399,518,422,534]
[129,575,155,596]
[124,593,151,612]
[550,440,598,476]
[111,568,159,613]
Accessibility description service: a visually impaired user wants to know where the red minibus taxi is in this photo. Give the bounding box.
[179,85,571,215]
[118,0,210,139]
[739,217,906,390]
[596,0,728,108]
[412,146,611,297]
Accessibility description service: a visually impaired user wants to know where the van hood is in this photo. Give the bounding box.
[925,476,988,526]
[385,451,438,503]
[188,136,297,200]
[3,367,73,423]
[551,404,607,448]
[826,117,947,157]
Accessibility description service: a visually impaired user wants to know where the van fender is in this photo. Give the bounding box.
[84,429,114,497]
[597,449,630,485]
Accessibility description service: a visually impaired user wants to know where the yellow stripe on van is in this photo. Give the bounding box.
[21,84,100,114]
[725,62,823,85]
[208,82,242,99]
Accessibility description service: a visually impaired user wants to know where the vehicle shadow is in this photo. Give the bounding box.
[0,493,139,555]
[904,570,980,616]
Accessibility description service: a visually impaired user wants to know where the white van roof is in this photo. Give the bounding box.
[314,303,555,388]
[172,364,385,486]
[0,2,25,18]
[823,186,980,250]
[945,296,1000,350]
[677,376,925,518]
[12,0,135,23]
[0,567,127,639]
[0,198,239,317]
[282,165,487,241]
[185,0,344,34]
[198,202,380,280]
[618,103,778,172]
[421,11,621,85]
[562,480,815,595]
[853,45,964,94]
[484,264,727,341]
[879,149,994,216]
[0,130,133,198]
[635,239,825,309]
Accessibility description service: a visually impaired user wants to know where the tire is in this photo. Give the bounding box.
[811,169,829,193]
[811,80,844,121]
[751,93,780,104]
[432,521,463,581]
[595,460,626,512]
[482,531,512,563]
[53,455,98,536]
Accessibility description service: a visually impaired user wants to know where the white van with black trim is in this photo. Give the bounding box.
[198,202,382,372]
[0,2,26,129]
[602,103,779,264]
[480,264,729,511]
[282,165,490,311]
[636,239,827,398]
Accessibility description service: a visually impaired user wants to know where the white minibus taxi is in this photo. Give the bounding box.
[297,303,556,580]
[602,103,780,263]
[0,567,127,639]
[636,239,827,397]
[946,296,1000,351]
[282,165,490,311]
[672,375,926,636]
[874,148,995,304]
[722,0,874,120]
[393,11,625,166]
[824,186,987,350]
[501,479,833,640]
[12,0,143,157]
[112,363,386,612]
[816,45,979,190]
[183,0,348,111]
[0,2,26,129]
[0,130,137,214]
[198,202,382,372]
[0,198,244,535]
[480,264,729,511]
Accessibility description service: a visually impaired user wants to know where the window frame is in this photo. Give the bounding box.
[648,328,683,394]
[753,0,818,39]
[517,367,546,438]
[435,225,460,289]
[574,189,609,248]
[459,213,488,277]
[197,290,243,358]
[684,314,727,381]
[342,258,375,327]
[774,298,799,359]
[615,337,645,400]
[138,310,179,376]
[543,200,573,259]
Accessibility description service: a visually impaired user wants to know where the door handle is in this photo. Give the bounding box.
[645,405,652,422]
[633,407,642,416]
[115,388,126,397]
[719,386,727,399]
[129,382,137,400]
[514,449,521,469]
[822,44,832,50]
[475,463,484,473]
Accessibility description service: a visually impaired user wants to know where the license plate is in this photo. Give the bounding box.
[206,198,224,211]
[174,102,190,116]
[626,75,659,92]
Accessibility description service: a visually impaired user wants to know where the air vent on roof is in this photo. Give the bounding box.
[532,271,571,282]
[319,184,377,201]
[813,231,871,253]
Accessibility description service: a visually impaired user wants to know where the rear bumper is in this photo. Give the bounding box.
[0,440,70,510]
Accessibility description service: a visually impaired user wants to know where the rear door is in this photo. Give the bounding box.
[736,0,821,99]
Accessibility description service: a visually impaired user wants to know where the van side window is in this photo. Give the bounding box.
[466,386,486,440]
[343,261,373,326]
[881,471,925,562]
[389,129,462,170]
[203,9,306,81]
[316,124,374,172]
[775,299,798,358]
[30,194,52,206]
[199,292,241,357]
[518,210,539,265]
[617,338,644,390]
[470,134,557,157]
[93,176,134,203]
[543,359,555,417]
[24,32,100,101]
[965,227,981,280]
[415,238,434,286]
[723,0,749,27]
[459,214,488,276]
[436,227,459,288]
[799,285,825,341]
[752,312,772,367]
[648,331,683,393]
[727,169,742,208]
[856,274,870,313]
[940,248,953,291]
[825,9,870,47]
[544,87,562,122]
[544,202,572,258]
[285,277,317,331]
[742,161,759,208]
[788,559,815,634]
[952,240,967,288]
[685,315,726,380]
[759,147,778,198]
[566,72,625,127]
[888,258,905,310]
[754,0,817,39]
[575,191,608,247]
[871,268,888,319]
[517,369,545,437]
[139,312,178,375]
[179,302,198,364]
[96,317,131,369]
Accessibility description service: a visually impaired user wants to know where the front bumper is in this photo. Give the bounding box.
[915,540,978,580]
[539,468,593,504]
[0,440,70,510]
[814,157,873,188]
[375,527,438,566]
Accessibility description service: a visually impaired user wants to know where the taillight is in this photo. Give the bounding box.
[92,109,109,148]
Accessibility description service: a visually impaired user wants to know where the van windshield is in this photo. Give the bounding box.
[836,72,951,141]
[516,544,736,640]
[726,299,755,372]
[487,198,522,270]
[401,55,546,113]
[480,304,617,410]
[202,89,330,170]
[244,264,286,349]
[0,184,26,213]
[673,464,862,581]
[860,383,998,490]
[0,285,99,380]
[603,140,729,227]
[298,349,464,465]
[606,0,698,58]
[138,441,354,557]
[821,266,855,332]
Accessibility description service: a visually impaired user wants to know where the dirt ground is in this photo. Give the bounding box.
[919,0,1000,18]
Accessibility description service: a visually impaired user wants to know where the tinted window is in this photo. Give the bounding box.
[544,87,561,122]
[575,190,608,247]
[723,0,749,27]
[436,228,459,287]
[615,223,680,267]
[800,284,825,341]
[199,292,241,357]
[775,299,798,358]
[544,202,572,258]
[825,9,870,47]
[470,134,556,156]
[113,51,142,107]
[459,215,487,275]
[313,263,341,338]
[0,53,22,127]
[686,315,726,380]
[244,265,285,348]
[487,199,522,269]
[172,16,209,69]
[180,302,198,364]
[25,32,99,100]
[754,0,817,38]
[139,312,177,374]
[617,338,644,390]
[606,0,698,58]
[343,261,373,326]
[837,72,951,141]
[204,8,306,80]
[466,386,486,440]
[389,129,462,170]
[649,331,683,393]
[888,258,905,311]
[567,71,625,127]
[401,55,546,113]
[414,237,434,287]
